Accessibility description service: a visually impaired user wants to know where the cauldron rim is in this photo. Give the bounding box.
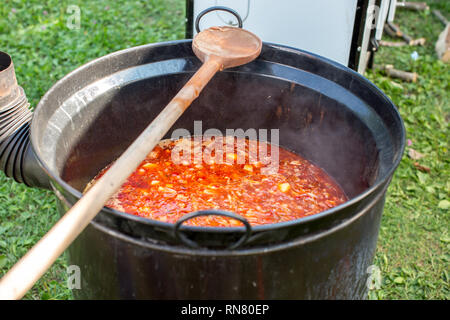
[30,39,405,236]
[90,179,390,255]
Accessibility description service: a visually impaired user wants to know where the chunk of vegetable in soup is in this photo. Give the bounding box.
[86,137,347,227]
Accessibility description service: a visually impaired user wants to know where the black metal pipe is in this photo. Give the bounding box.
[0,51,50,189]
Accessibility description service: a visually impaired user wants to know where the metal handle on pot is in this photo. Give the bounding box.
[195,6,243,33]
[174,210,252,250]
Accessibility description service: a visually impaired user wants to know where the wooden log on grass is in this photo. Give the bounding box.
[432,10,448,26]
[379,38,426,47]
[375,64,418,82]
[396,2,429,11]
[385,23,413,45]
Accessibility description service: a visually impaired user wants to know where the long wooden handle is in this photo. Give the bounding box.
[0,58,221,300]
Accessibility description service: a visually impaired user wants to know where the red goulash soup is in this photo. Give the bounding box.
[86,137,347,227]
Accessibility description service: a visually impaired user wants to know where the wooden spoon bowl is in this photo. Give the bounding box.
[193,26,262,69]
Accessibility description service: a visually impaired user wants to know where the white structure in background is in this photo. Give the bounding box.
[189,0,396,74]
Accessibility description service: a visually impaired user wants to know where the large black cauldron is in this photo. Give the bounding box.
[0,40,404,299]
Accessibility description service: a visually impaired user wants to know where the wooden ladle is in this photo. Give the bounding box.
[0,26,262,299]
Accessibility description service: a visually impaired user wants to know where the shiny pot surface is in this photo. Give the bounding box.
[1,40,405,298]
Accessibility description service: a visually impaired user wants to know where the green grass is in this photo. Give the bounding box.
[365,0,450,300]
[0,0,448,299]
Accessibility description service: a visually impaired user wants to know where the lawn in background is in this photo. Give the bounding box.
[0,0,448,299]
[366,0,449,299]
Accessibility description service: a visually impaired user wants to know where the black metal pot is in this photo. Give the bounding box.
[0,40,405,299]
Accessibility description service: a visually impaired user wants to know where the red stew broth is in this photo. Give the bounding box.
[86,136,347,227]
